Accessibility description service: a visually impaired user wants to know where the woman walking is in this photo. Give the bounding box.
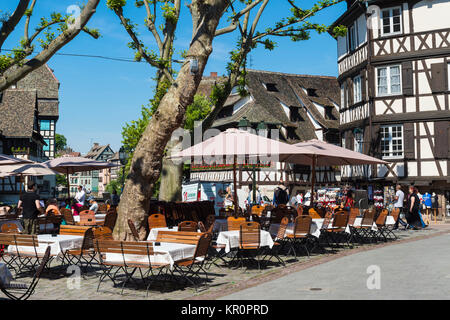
[406,186,422,229]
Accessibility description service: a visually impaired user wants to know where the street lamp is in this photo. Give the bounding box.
[238,117,251,131]
[257,121,268,138]
[118,146,128,192]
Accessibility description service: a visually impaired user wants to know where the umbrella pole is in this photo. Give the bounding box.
[66,168,70,199]
[233,155,238,217]
[310,155,316,207]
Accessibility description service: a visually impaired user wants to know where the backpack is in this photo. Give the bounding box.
[275,187,288,205]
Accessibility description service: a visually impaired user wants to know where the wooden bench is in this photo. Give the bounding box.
[95,239,170,296]
[155,231,204,245]
[59,225,92,236]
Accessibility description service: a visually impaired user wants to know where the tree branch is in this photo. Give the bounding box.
[0,0,31,49]
[0,0,100,91]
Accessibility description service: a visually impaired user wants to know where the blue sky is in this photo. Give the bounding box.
[2,0,347,154]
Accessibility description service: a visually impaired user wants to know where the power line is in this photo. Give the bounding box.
[0,48,146,63]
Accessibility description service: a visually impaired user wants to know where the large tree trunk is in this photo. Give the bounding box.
[114,0,229,240]
[158,140,183,202]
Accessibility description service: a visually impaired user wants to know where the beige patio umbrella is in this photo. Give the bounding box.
[0,163,59,195]
[0,154,33,166]
[171,131,388,211]
[43,156,119,198]
[170,128,313,216]
[288,139,388,204]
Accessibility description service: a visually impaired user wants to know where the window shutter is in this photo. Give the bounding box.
[370,124,381,157]
[368,66,375,98]
[401,61,414,96]
[348,130,355,151]
[430,63,447,93]
[347,78,353,106]
[345,131,351,150]
[404,122,415,159]
[360,70,366,102]
[363,126,370,154]
[434,121,449,159]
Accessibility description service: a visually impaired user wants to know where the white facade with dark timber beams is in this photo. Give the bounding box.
[331,0,450,214]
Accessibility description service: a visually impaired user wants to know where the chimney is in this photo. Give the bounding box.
[210,72,218,78]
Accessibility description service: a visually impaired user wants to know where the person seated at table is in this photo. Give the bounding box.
[0,206,11,216]
[88,198,99,214]
[71,199,81,216]
[341,190,354,210]
[45,198,61,215]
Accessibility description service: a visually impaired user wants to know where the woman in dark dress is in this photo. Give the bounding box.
[406,186,422,229]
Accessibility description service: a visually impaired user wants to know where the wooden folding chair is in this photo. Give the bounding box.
[234,222,261,270]
[128,219,141,241]
[227,216,246,231]
[0,246,52,300]
[103,210,118,231]
[95,239,169,296]
[61,208,76,225]
[148,214,167,231]
[173,233,212,291]
[178,221,198,232]
[286,216,312,259]
[261,216,288,267]
[1,223,21,234]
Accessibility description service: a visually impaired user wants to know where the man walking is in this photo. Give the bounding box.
[273,180,289,206]
[17,181,42,234]
[393,184,407,229]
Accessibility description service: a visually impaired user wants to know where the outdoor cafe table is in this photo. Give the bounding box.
[216,230,274,253]
[0,263,13,288]
[7,234,83,259]
[105,242,196,270]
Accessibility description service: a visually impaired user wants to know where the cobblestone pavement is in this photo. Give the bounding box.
[1,224,449,300]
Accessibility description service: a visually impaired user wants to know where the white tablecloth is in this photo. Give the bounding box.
[73,213,106,223]
[105,242,196,270]
[0,263,13,288]
[7,234,83,258]
[216,230,274,253]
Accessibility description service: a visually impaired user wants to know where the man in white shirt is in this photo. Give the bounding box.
[75,185,86,206]
[394,184,407,229]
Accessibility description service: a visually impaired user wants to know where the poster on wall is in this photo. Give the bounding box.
[182,183,199,202]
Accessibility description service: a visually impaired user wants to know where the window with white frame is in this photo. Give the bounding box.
[354,130,364,153]
[348,24,357,51]
[340,84,345,109]
[381,7,402,36]
[353,75,362,103]
[380,125,403,158]
[377,65,401,96]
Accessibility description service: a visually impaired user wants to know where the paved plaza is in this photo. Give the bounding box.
[1,225,449,300]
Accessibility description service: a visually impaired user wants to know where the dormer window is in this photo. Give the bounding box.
[306,88,317,97]
[264,83,278,92]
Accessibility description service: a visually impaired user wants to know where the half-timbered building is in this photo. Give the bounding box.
[0,64,60,203]
[331,0,450,215]
[191,69,341,198]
